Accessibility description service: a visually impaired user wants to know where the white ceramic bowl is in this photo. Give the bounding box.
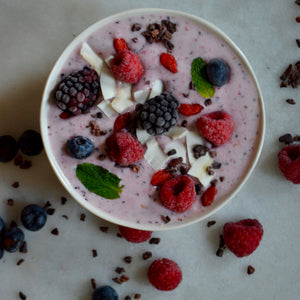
[40,8,265,231]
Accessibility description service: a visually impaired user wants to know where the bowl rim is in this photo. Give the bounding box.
[40,8,265,231]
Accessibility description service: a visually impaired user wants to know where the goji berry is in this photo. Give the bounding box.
[201,185,217,206]
[178,103,204,116]
[113,38,129,52]
[160,53,178,73]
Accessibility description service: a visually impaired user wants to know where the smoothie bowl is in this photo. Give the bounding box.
[40,8,265,231]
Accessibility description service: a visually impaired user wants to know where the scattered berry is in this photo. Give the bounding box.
[278,144,300,184]
[0,216,5,234]
[206,59,230,87]
[92,285,118,300]
[67,136,94,159]
[160,175,196,212]
[20,204,47,231]
[160,53,178,73]
[223,218,264,257]
[0,135,19,162]
[118,225,152,243]
[151,169,173,186]
[55,67,100,116]
[0,247,3,259]
[197,111,234,146]
[113,38,129,52]
[136,92,179,136]
[106,131,144,166]
[3,226,25,253]
[148,258,182,291]
[113,112,133,132]
[178,103,204,116]
[201,185,217,206]
[110,50,144,84]
[18,130,43,156]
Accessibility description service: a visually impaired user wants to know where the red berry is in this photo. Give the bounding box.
[113,112,133,132]
[160,53,178,73]
[201,185,217,206]
[113,38,129,52]
[223,219,264,257]
[197,111,234,146]
[148,258,182,291]
[106,131,144,166]
[278,144,300,184]
[110,50,144,84]
[151,169,173,187]
[160,175,195,212]
[178,103,204,116]
[118,225,152,243]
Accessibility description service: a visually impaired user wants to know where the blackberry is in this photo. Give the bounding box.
[55,67,100,116]
[136,92,179,135]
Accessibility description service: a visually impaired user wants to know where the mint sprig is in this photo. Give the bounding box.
[76,163,124,199]
[191,57,215,98]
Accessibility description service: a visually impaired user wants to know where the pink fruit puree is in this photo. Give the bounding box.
[46,13,263,227]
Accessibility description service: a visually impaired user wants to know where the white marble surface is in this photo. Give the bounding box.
[0,0,299,299]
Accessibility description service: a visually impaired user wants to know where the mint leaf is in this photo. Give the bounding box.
[191,57,215,98]
[76,163,124,199]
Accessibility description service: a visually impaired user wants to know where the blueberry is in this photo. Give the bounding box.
[0,135,19,162]
[0,217,5,234]
[67,136,94,159]
[3,226,25,252]
[92,286,118,300]
[0,247,4,259]
[206,59,230,87]
[18,129,43,156]
[20,204,47,231]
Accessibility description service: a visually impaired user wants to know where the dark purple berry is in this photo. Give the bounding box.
[0,247,3,259]
[3,226,25,253]
[18,130,43,156]
[0,135,19,162]
[92,285,118,300]
[67,136,94,159]
[0,217,5,234]
[206,59,230,87]
[20,204,47,231]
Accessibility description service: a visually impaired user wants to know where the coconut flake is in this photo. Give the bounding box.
[80,42,104,76]
[144,138,169,171]
[111,83,134,113]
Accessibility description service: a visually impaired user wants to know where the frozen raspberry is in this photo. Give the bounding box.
[113,38,129,52]
[178,103,204,116]
[223,219,264,257]
[118,225,152,243]
[106,131,144,166]
[160,53,178,73]
[201,185,217,207]
[113,112,133,132]
[148,258,182,291]
[197,111,234,146]
[278,144,300,184]
[110,50,144,84]
[151,169,173,187]
[160,175,196,212]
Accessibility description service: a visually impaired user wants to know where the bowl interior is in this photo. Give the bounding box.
[40,8,265,231]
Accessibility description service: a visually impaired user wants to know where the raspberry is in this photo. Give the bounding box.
[223,219,264,257]
[160,53,178,73]
[106,131,144,166]
[197,111,234,146]
[201,185,217,206]
[110,50,144,84]
[55,67,100,116]
[178,103,204,116]
[148,258,182,291]
[113,112,133,132]
[118,225,152,243]
[278,144,300,184]
[113,38,129,52]
[151,169,173,186]
[159,175,196,212]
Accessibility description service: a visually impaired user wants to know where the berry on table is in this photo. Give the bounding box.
[223,218,264,257]
[92,285,118,300]
[18,130,43,156]
[20,204,47,231]
[3,226,25,253]
[197,111,234,146]
[159,175,196,212]
[278,143,300,184]
[206,58,230,87]
[55,67,100,116]
[0,135,19,162]
[67,136,94,159]
[160,53,178,73]
[0,216,5,234]
[148,258,182,291]
[118,225,152,243]
[110,50,144,84]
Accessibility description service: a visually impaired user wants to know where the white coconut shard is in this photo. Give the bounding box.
[144,137,169,171]
[97,99,116,118]
[111,83,134,113]
[165,126,188,140]
[133,89,150,104]
[149,79,164,98]
[186,130,206,165]
[80,42,104,76]
[136,128,152,145]
[164,140,187,163]
[100,64,118,100]
[104,55,114,68]
[187,152,215,188]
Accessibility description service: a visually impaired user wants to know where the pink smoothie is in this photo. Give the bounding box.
[46,12,263,228]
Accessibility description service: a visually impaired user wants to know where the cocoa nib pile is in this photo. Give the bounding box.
[280,61,300,88]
